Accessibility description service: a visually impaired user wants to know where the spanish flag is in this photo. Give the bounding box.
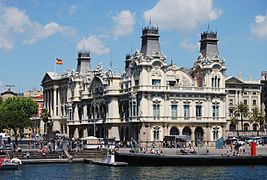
[56,58,63,65]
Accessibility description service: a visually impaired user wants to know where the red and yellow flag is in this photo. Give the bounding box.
[56,58,63,65]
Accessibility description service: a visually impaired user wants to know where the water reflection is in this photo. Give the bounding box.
[1,164,267,180]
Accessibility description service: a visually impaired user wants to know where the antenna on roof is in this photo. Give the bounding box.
[149,11,152,26]
[109,50,112,70]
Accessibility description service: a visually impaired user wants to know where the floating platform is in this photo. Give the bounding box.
[115,152,267,166]
[84,158,128,166]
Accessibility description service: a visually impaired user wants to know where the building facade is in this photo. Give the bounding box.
[225,76,262,136]
[24,89,44,136]
[42,27,227,146]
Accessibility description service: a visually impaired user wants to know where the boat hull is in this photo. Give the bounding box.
[0,164,19,170]
[115,152,267,166]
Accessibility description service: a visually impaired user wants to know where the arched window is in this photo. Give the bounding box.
[229,123,236,131]
[212,76,220,88]
[213,127,219,141]
[153,102,160,120]
[170,127,179,135]
[153,126,160,141]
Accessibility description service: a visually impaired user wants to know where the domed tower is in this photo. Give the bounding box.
[76,50,91,76]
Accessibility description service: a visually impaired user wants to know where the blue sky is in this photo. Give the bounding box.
[0,0,267,93]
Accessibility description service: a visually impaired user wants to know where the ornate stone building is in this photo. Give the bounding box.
[41,27,227,146]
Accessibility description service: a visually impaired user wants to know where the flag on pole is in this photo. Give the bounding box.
[56,58,63,65]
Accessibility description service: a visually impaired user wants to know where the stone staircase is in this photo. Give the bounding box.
[70,149,107,159]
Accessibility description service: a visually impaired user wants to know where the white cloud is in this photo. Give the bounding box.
[180,39,198,52]
[112,10,135,38]
[251,13,267,40]
[77,35,110,55]
[0,4,76,50]
[144,0,221,32]
[23,22,76,44]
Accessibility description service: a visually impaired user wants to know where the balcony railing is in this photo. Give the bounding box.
[130,85,225,93]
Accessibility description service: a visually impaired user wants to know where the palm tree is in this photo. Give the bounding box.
[249,107,264,129]
[233,103,249,131]
[40,108,51,139]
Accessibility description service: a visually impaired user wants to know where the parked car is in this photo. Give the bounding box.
[224,136,238,145]
[261,136,267,145]
[246,137,263,145]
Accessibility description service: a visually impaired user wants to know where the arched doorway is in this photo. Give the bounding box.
[182,127,191,140]
[195,127,204,146]
[170,127,179,135]
[229,123,236,131]
[244,123,250,131]
[253,123,258,131]
[125,127,130,140]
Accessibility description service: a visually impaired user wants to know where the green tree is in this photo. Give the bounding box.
[0,97,38,144]
[249,107,264,128]
[232,103,249,131]
[40,108,51,139]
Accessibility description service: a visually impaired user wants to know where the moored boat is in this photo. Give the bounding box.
[115,152,267,166]
[0,158,20,170]
[85,149,128,166]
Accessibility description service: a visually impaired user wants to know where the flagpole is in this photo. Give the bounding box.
[54,57,57,73]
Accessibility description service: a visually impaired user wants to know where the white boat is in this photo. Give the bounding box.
[81,136,104,149]
[85,149,128,166]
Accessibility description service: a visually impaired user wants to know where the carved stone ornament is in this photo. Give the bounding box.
[152,69,162,77]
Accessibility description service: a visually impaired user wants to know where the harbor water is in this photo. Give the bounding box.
[1,163,267,180]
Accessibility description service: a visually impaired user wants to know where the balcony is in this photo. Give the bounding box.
[130,85,225,94]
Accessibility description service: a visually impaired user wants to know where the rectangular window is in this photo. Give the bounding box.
[169,81,176,86]
[132,101,137,116]
[229,108,233,117]
[253,100,257,106]
[135,80,139,86]
[153,129,159,141]
[152,79,161,86]
[171,104,178,120]
[153,104,160,119]
[196,105,202,117]
[184,105,190,119]
[212,104,219,117]
[244,100,248,105]
[229,99,233,106]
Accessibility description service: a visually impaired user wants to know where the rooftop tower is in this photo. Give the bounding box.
[76,50,91,76]
[140,27,162,57]
[200,31,219,59]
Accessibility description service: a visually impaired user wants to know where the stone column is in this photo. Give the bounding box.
[83,127,88,138]
[191,127,196,145]
[53,86,58,117]
[74,127,79,139]
[83,104,88,120]
[74,104,79,122]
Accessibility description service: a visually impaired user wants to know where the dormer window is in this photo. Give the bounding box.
[152,79,161,86]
